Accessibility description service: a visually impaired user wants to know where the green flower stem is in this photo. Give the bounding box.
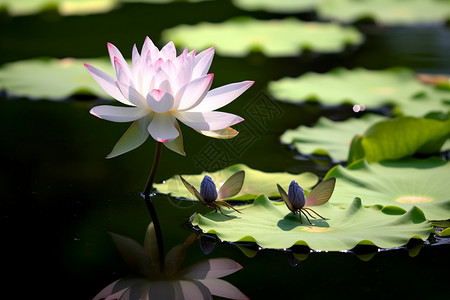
[142,141,164,273]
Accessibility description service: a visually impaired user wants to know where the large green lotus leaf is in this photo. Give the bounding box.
[232,0,320,13]
[192,195,431,250]
[0,0,117,16]
[154,164,318,200]
[281,114,387,162]
[162,18,364,57]
[268,67,450,116]
[0,58,112,100]
[348,116,450,164]
[317,0,450,26]
[325,158,450,221]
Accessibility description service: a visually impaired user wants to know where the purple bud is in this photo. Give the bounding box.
[200,175,218,202]
[288,180,306,209]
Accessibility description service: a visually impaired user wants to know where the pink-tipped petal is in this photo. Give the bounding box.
[147,114,179,142]
[116,81,147,106]
[192,47,215,78]
[84,63,132,105]
[107,42,131,79]
[146,89,174,113]
[199,279,249,300]
[90,105,149,122]
[113,57,132,86]
[179,258,243,280]
[174,111,243,131]
[163,124,186,156]
[189,81,254,112]
[160,41,177,60]
[107,117,151,158]
[175,74,214,111]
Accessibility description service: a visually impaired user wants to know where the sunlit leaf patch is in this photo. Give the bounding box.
[326,157,450,221]
[0,0,117,16]
[281,114,387,162]
[155,164,318,200]
[268,67,450,116]
[0,58,113,100]
[162,17,363,57]
[232,0,320,13]
[317,0,450,26]
[192,195,431,251]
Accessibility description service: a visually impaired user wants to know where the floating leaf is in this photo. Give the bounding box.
[317,0,450,26]
[155,164,318,200]
[162,17,364,57]
[0,58,112,100]
[232,0,320,13]
[348,116,450,164]
[325,158,450,221]
[268,67,450,116]
[0,0,117,16]
[281,114,387,162]
[192,195,431,251]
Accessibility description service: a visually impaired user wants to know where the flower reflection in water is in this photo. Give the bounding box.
[93,222,248,300]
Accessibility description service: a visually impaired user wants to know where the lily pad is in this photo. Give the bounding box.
[281,114,387,162]
[348,116,450,164]
[325,158,450,221]
[232,0,320,13]
[162,17,364,57]
[0,58,112,100]
[0,0,117,16]
[154,164,318,200]
[268,67,450,116]
[192,195,431,251]
[317,0,450,26]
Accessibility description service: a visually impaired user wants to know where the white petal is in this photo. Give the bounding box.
[90,105,149,122]
[160,41,177,60]
[141,36,157,57]
[107,117,151,158]
[163,120,185,156]
[107,42,132,82]
[147,114,179,142]
[179,258,243,279]
[174,111,243,131]
[198,279,248,300]
[114,57,133,86]
[116,81,147,106]
[189,81,254,112]
[146,90,174,113]
[84,63,133,105]
[192,47,214,79]
[175,74,214,111]
[195,127,238,139]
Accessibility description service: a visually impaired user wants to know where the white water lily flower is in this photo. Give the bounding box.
[85,37,254,157]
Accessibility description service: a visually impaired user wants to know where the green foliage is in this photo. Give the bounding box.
[348,117,450,164]
[281,114,387,162]
[268,67,450,116]
[325,157,450,221]
[317,0,450,25]
[162,17,363,57]
[0,58,112,100]
[192,195,431,250]
[155,164,318,200]
[232,0,320,13]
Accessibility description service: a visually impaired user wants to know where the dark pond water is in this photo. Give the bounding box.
[1,1,450,299]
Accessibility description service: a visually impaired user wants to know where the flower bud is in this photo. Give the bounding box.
[288,180,306,209]
[200,175,218,202]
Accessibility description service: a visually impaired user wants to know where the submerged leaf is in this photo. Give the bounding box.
[192,195,431,251]
[326,157,450,221]
[155,164,318,200]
